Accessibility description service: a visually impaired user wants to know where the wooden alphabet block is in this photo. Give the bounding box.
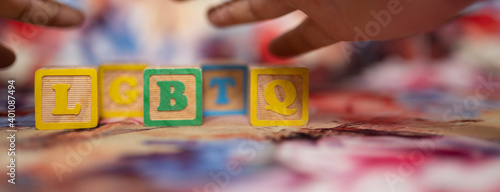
[35,67,99,130]
[99,64,147,118]
[249,67,309,126]
[202,65,248,116]
[143,67,202,126]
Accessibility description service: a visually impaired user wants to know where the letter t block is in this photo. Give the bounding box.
[202,65,248,116]
[35,67,99,130]
[250,67,309,126]
[143,67,203,126]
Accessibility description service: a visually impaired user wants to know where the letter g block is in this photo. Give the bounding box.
[35,67,99,130]
[143,67,202,126]
[250,67,309,126]
[99,64,147,118]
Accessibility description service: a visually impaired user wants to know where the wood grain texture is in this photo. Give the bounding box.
[143,67,202,127]
[149,74,197,121]
[203,69,245,112]
[256,75,303,121]
[99,65,146,118]
[35,68,98,130]
[41,76,93,123]
[250,67,309,126]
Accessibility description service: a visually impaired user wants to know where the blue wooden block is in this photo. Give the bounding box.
[202,65,248,116]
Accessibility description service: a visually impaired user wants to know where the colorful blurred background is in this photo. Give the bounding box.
[2,0,500,192]
[0,0,500,88]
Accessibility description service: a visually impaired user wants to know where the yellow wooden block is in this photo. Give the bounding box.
[35,67,99,130]
[249,67,309,126]
[99,64,147,118]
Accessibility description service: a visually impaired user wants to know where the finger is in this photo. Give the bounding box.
[208,0,296,27]
[269,18,338,58]
[0,0,84,27]
[0,44,16,68]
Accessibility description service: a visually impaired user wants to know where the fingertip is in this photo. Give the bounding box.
[71,10,86,27]
[0,46,16,69]
[208,6,228,27]
[52,7,85,27]
[269,19,339,58]
[208,2,243,28]
[269,39,298,58]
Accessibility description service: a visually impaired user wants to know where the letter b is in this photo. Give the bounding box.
[157,81,188,111]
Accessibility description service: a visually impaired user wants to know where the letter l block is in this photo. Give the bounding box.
[35,68,99,130]
[143,67,202,126]
[250,67,309,126]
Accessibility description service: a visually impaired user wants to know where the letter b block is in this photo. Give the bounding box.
[250,67,309,126]
[35,68,98,130]
[143,67,202,126]
[99,64,147,118]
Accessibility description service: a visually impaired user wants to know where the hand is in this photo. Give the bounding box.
[201,0,477,58]
[0,0,84,68]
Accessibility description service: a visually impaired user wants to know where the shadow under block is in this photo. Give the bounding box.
[35,68,99,130]
[250,67,309,126]
[143,67,202,126]
[99,64,147,118]
[202,65,248,116]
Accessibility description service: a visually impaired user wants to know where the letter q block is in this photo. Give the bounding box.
[99,64,147,118]
[35,67,98,130]
[250,67,309,126]
[143,67,202,126]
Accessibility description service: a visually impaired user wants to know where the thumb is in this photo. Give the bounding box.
[269,18,338,58]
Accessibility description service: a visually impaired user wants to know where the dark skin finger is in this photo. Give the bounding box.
[0,0,84,68]
[0,44,16,69]
[0,0,84,27]
[181,0,478,58]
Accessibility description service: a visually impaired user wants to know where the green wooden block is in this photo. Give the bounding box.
[143,67,203,126]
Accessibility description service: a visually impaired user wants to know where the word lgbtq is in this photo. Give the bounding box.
[34,65,308,130]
